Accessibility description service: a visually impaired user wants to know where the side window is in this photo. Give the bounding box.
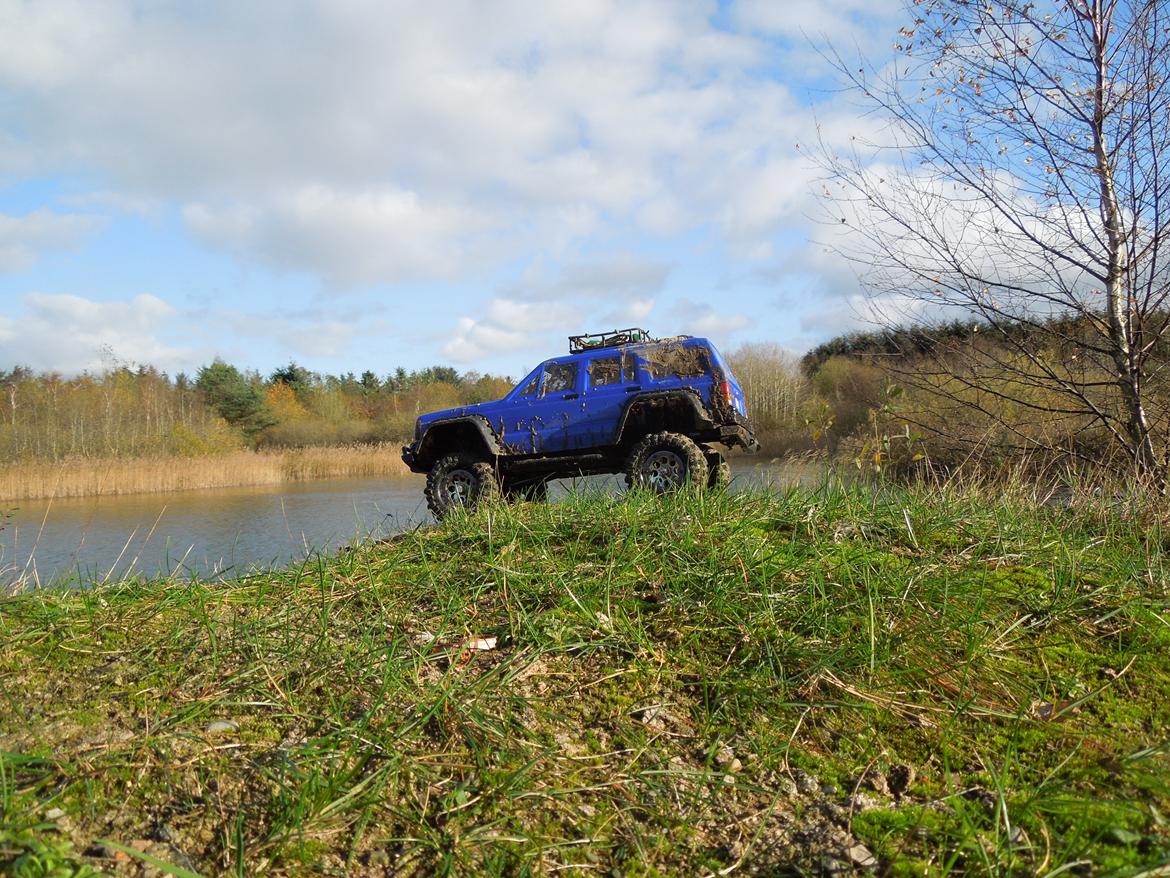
[588,356,619,387]
[541,362,578,396]
[589,354,637,387]
[644,343,709,380]
[517,373,539,397]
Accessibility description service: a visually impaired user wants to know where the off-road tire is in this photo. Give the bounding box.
[425,454,500,519]
[702,445,731,489]
[501,477,549,502]
[625,432,709,493]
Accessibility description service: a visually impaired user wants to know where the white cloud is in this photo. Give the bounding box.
[0,293,196,374]
[442,317,530,363]
[0,209,106,271]
[61,190,159,216]
[669,298,751,340]
[443,254,671,362]
[793,160,1105,340]
[503,254,670,301]
[213,311,358,361]
[184,186,498,286]
[442,298,582,363]
[735,0,901,37]
[600,297,656,327]
[485,298,580,330]
[0,1,880,287]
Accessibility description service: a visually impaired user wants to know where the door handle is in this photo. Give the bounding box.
[563,393,579,400]
[624,385,642,392]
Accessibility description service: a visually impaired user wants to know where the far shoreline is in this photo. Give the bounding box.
[0,444,414,502]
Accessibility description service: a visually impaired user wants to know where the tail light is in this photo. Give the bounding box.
[720,380,733,406]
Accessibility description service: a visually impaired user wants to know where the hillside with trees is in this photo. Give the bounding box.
[0,362,513,465]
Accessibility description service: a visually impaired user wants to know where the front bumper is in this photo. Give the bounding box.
[401,442,424,472]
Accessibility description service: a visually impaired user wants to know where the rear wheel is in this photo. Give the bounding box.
[702,445,731,489]
[425,454,499,519]
[625,432,708,493]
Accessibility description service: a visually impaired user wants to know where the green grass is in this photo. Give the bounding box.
[1,480,1169,876]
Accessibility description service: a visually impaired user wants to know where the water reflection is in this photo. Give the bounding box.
[0,460,819,590]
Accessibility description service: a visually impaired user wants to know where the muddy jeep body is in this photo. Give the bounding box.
[402,332,756,515]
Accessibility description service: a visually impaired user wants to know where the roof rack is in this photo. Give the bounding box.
[568,328,653,354]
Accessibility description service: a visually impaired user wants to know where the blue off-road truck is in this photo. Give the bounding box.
[402,329,757,518]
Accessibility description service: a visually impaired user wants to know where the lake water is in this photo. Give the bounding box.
[0,460,818,591]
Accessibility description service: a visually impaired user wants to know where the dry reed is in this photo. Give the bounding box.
[0,444,412,501]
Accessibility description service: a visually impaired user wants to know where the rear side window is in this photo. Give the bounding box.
[541,362,578,396]
[643,343,710,380]
[588,354,635,387]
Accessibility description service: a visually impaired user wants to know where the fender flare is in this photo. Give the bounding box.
[612,389,714,446]
[416,415,504,466]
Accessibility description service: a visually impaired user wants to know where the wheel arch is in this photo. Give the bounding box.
[613,390,714,448]
[415,417,501,469]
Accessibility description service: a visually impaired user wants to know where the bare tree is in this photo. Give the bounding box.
[821,0,1170,479]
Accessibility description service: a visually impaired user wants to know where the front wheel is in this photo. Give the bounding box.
[625,432,708,493]
[425,454,499,519]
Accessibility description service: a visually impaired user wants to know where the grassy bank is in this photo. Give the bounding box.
[0,444,411,501]
[2,483,1169,876]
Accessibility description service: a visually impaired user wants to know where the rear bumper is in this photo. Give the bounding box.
[720,421,758,451]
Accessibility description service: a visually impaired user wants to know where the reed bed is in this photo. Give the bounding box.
[0,444,412,501]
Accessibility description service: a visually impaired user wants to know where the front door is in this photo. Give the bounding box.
[506,360,580,454]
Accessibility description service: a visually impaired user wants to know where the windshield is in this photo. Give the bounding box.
[509,364,543,399]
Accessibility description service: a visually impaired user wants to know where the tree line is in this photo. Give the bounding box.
[5,322,1167,477]
[0,362,513,463]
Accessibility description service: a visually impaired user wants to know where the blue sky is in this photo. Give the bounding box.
[0,0,903,380]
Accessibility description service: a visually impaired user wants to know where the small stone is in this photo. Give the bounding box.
[961,786,997,811]
[636,704,668,731]
[887,764,916,797]
[152,823,175,843]
[463,635,497,651]
[726,757,743,773]
[848,843,877,867]
[820,855,851,874]
[821,801,847,821]
[776,777,799,797]
[846,793,882,813]
[205,720,238,734]
[366,850,391,866]
[793,770,820,795]
[863,768,890,796]
[45,807,65,820]
[723,773,736,785]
